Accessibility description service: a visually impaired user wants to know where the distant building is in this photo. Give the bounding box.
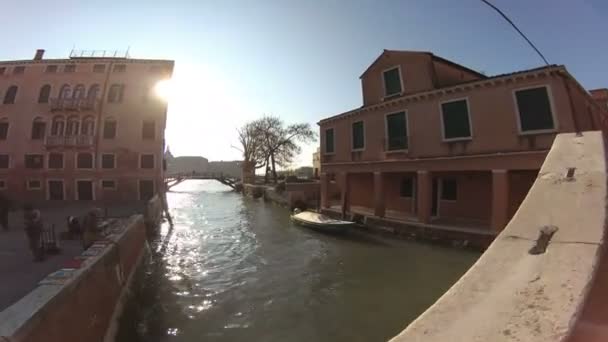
[0,49,173,203]
[312,147,320,178]
[208,160,241,178]
[318,50,606,232]
[166,155,209,175]
[295,166,314,179]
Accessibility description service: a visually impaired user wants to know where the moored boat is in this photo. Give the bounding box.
[291,210,354,233]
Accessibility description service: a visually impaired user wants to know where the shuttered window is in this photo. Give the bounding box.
[383,67,402,97]
[325,128,334,154]
[515,87,554,132]
[441,99,471,140]
[352,121,364,150]
[386,112,407,150]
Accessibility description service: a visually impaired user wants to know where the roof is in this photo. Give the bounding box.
[0,57,174,66]
[359,50,487,79]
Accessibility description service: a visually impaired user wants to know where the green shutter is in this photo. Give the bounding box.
[325,129,334,153]
[442,100,471,139]
[516,87,554,131]
[352,121,364,149]
[386,112,407,150]
[383,68,402,96]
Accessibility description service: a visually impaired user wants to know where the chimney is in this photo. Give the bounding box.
[33,49,45,60]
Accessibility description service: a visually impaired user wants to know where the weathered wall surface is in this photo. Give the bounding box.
[0,215,148,342]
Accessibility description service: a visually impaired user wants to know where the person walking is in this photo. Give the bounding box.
[23,204,44,262]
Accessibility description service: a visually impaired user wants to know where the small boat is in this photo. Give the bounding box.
[291,210,354,233]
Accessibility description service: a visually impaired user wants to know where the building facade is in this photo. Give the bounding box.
[312,147,320,178]
[0,49,174,204]
[318,50,605,232]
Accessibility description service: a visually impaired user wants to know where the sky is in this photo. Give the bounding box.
[2,0,607,167]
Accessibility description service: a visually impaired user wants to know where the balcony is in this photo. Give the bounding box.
[50,98,99,112]
[45,135,94,147]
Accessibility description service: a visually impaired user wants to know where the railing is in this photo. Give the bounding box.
[50,98,99,112]
[69,49,130,59]
[45,135,94,147]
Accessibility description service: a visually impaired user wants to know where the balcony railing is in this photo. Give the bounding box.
[50,98,99,112]
[45,135,94,147]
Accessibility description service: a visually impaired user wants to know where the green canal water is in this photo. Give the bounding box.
[116,180,479,342]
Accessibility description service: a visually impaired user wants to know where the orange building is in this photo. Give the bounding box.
[318,50,605,233]
[0,49,173,204]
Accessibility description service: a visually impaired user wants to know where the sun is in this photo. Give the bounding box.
[155,79,173,101]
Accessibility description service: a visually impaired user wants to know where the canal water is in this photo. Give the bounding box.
[116,180,479,342]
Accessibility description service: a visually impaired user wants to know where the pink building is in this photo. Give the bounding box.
[318,50,605,235]
[0,49,173,204]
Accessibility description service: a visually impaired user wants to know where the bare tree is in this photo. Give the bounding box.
[234,121,267,183]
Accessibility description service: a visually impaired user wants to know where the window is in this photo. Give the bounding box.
[108,84,125,103]
[45,65,58,73]
[72,84,86,99]
[27,180,42,190]
[0,180,5,190]
[58,84,71,99]
[140,154,155,169]
[31,118,46,140]
[3,86,18,104]
[0,67,5,75]
[51,116,65,136]
[142,121,155,140]
[13,66,25,75]
[383,67,402,97]
[65,116,80,136]
[93,64,106,73]
[386,112,408,150]
[441,99,471,141]
[87,84,100,100]
[441,179,457,201]
[113,64,126,73]
[101,154,115,169]
[25,154,44,169]
[48,153,63,169]
[64,64,76,73]
[325,128,334,154]
[38,84,51,103]
[101,180,116,190]
[76,153,94,169]
[0,120,8,140]
[352,121,365,150]
[103,119,117,139]
[81,116,95,136]
[48,180,64,200]
[400,177,414,198]
[0,155,8,168]
[139,180,155,200]
[515,86,555,133]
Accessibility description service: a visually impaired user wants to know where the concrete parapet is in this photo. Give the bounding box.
[390,131,607,342]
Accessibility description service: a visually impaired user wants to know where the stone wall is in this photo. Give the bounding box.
[0,215,148,342]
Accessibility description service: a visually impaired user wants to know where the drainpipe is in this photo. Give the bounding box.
[559,73,581,134]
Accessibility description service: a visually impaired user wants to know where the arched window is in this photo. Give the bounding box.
[51,116,65,136]
[38,84,51,103]
[58,84,71,99]
[87,84,100,100]
[31,117,46,140]
[107,84,124,103]
[103,117,117,139]
[65,116,80,136]
[81,116,95,136]
[0,118,9,140]
[3,85,18,104]
[72,84,86,99]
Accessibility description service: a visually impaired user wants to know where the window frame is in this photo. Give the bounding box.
[0,179,6,190]
[113,64,127,73]
[46,179,65,200]
[0,154,10,169]
[384,111,409,152]
[24,154,44,169]
[26,179,42,191]
[101,153,116,169]
[64,64,76,73]
[103,118,117,139]
[75,152,94,170]
[139,154,155,169]
[138,179,156,201]
[381,65,404,99]
[45,65,58,73]
[75,179,95,201]
[38,84,52,103]
[324,128,335,155]
[93,64,106,73]
[47,152,64,170]
[440,178,458,201]
[0,120,9,140]
[351,120,365,151]
[3,85,18,104]
[101,179,117,190]
[512,84,558,135]
[399,177,415,198]
[13,66,25,75]
[142,120,156,140]
[439,97,473,142]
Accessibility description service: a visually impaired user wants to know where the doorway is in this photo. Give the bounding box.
[139,180,155,201]
[431,178,439,217]
[48,180,64,200]
[76,180,94,200]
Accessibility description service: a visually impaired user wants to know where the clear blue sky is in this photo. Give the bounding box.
[3,0,606,166]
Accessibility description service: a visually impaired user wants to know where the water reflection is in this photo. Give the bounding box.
[116,180,479,342]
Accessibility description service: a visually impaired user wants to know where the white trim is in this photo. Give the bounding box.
[439,97,473,142]
[351,120,366,152]
[323,127,335,155]
[46,179,65,200]
[100,153,117,169]
[75,152,95,170]
[384,110,409,153]
[26,179,42,191]
[75,179,95,201]
[100,179,117,190]
[137,179,155,201]
[0,179,6,190]
[47,152,64,170]
[139,153,155,169]
[512,84,558,135]
[381,65,404,99]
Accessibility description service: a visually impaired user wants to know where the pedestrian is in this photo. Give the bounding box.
[0,194,10,231]
[23,204,44,262]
